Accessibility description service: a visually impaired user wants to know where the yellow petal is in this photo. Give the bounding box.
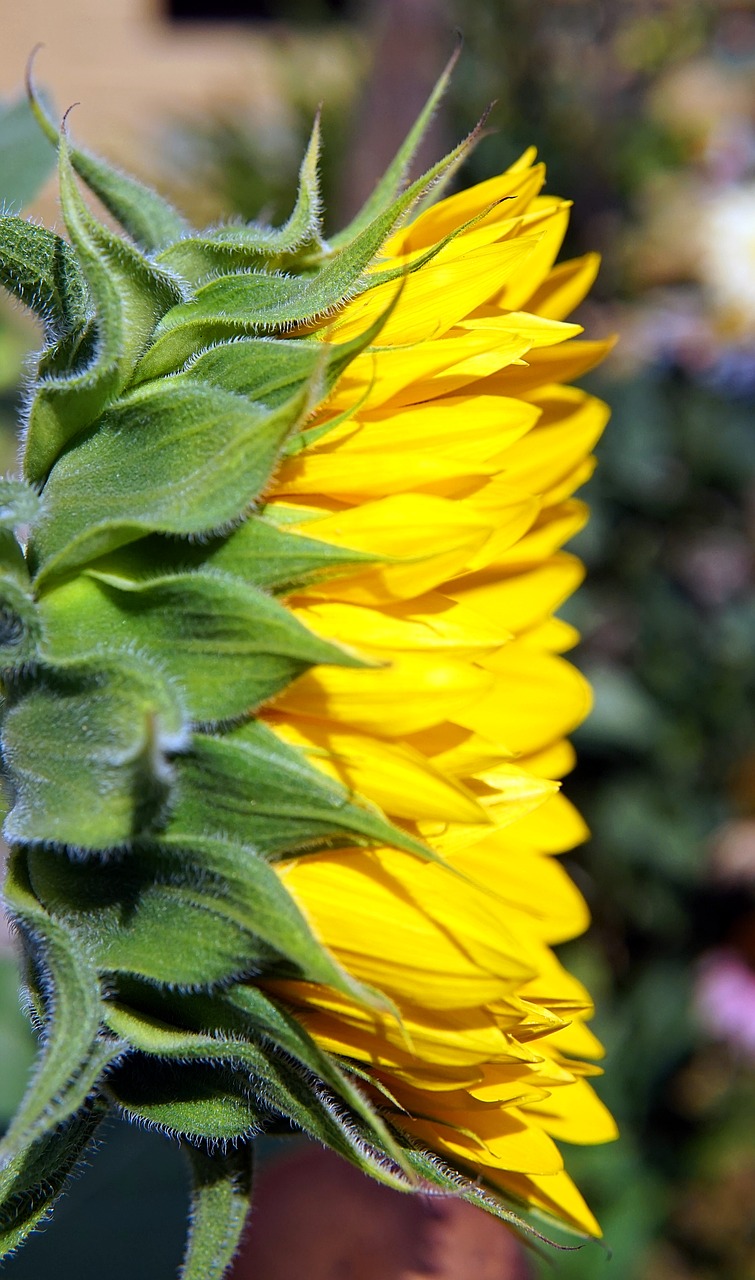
[330,238,545,345]
[450,839,590,943]
[486,1168,602,1237]
[276,653,493,737]
[278,849,538,1008]
[400,1110,564,1175]
[326,330,532,414]
[270,719,489,825]
[525,252,602,321]
[455,646,592,755]
[274,441,499,501]
[459,311,582,348]
[521,1078,618,1145]
[493,335,617,397]
[495,388,609,495]
[489,202,571,311]
[449,555,585,635]
[505,791,590,853]
[385,156,546,255]
[422,767,558,855]
[292,596,510,657]
[297,494,496,605]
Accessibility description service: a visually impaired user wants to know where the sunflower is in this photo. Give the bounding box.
[261,151,617,1238]
[0,60,614,1278]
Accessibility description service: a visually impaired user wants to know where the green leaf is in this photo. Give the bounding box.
[329,40,461,250]
[27,78,189,252]
[0,1101,108,1261]
[23,132,185,483]
[0,854,113,1163]
[167,722,430,859]
[132,126,485,382]
[31,379,309,583]
[0,94,55,211]
[179,1143,253,1280]
[157,114,324,282]
[2,658,188,850]
[39,569,361,725]
[0,217,89,337]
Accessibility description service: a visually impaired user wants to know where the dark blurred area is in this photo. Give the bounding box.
[1,2,755,1278]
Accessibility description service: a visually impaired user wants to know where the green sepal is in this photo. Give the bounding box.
[194,516,376,592]
[157,114,324,283]
[23,131,186,483]
[132,128,484,383]
[0,217,89,338]
[2,658,188,850]
[167,722,430,859]
[27,74,190,252]
[0,571,40,666]
[106,979,411,1181]
[0,1100,108,1261]
[0,854,115,1163]
[107,1057,266,1141]
[107,1045,410,1192]
[23,837,377,1002]
[179,1143,254,1280]
[185,325,367,408]
[31,379,311,584]
[39,569,363,725]
[72,516,377,596]
[329,39,461,250]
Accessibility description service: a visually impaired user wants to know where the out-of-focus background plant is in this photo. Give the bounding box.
[1,2,754,1277]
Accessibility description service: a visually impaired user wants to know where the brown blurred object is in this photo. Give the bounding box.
[337,0,452,223]
[230,1144,531,1280]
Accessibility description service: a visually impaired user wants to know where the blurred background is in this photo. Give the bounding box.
[1,1,755,1277]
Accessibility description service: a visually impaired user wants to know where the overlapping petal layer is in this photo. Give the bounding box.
[263,149,617,1236]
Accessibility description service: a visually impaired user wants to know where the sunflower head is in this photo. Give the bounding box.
[0,55,615,1278]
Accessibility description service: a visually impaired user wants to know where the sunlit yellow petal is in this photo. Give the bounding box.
[525,251,602,320]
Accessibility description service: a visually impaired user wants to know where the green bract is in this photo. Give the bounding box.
[0,54,535,1280]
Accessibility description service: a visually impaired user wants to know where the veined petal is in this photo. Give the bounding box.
[384,156,547,255]
[296,494,496,605]
[278,850,539,1008]
[269,719,489,825]
[400,1110,564,1176]
[291,596,510,657]
[325,330,532,414]
[330,238,545,345]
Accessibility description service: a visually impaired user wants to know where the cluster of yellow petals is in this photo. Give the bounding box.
[262,149,618,1237]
